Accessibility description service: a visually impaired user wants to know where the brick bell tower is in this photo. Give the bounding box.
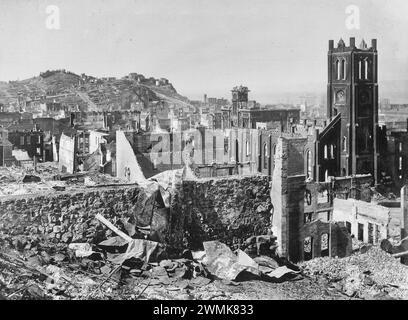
[327,37,378,183]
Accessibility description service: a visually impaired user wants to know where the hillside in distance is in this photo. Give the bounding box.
[0,70,193,111]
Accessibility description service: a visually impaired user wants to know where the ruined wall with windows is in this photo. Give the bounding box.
[332,198,390,244]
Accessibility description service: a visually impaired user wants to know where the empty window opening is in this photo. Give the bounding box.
[343,136,347,152]
[224,137,229,154]
[364,59,369,79]
[374,224,380,244]
[358,60,362,79]
[305,190,312,206]
[304,212,313,223]
[346,221,352,234]
[399,157,403,171]
[306,150,312,179]
[235,140,239,162]
[358,223,364,241]
[368,223,374,244]
[318,189,329,204]
[330,144,335,159]
[341,59,346,80]
[263,143,268,169]
[321,233,329,257]
[246,140,250,157]
[399,142,403,153]
[336,60,341,80]
[324,145,328,159]
[304,237,314,261]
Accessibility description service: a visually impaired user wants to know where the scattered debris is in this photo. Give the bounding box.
[300,246,408,300]
[0,214,305,300]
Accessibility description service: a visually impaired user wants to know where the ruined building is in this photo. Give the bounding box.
[221,86,301,131]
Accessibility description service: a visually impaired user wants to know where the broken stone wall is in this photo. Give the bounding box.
[0,186,144,248]
[0,175,273,253]
[178,175,272,250]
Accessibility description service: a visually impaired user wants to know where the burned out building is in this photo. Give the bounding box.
[7,123,45,162]
[221,86,301,131]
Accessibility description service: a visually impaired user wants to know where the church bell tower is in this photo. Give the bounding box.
[327,37,378,183]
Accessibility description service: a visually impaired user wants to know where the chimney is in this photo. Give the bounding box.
[371,39,377,50]
[329,40,334,50]
[350,37,355,48]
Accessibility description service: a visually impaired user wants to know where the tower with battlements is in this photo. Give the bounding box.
[325,37,378,182]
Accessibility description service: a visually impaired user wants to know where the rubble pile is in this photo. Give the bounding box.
[300,246,408,300]
[0,163,128,197]
[0,212,302,300]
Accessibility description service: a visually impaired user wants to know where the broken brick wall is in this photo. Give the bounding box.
[178,175,272,250]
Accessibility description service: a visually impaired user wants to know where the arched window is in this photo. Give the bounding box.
[336,60,341,80]
[341,59,346,80]
[343,136,347,152]
[321,233,329,257]
[306,150,313,179]
[263,143,268,169]
[358,60,362,79]
[364,59,369,79]
[399,156,403,171]
[330,144,334,159]
[324,145,328,159]
[245,140,250,156]
[399,142,403,153]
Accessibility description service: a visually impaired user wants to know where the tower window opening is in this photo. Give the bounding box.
[358,60,362,79]
[330,144,335,159]
[324,145,328,159]
[343,136,347,152]
[341,59,346,80]
[399,142,402,153]
[364,59,369,80]
[336,60,341,80]
[399,156,403,171]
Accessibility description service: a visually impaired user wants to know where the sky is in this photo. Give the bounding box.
[0,0,407,103]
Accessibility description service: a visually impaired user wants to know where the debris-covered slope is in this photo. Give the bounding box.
[300,246,408,300]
